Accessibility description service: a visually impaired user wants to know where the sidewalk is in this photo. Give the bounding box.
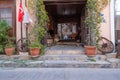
[0,68,120,80]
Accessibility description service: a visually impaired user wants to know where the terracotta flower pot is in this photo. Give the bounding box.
[5,47,15,56]
[85,46,96,57]
[30,48,40,57]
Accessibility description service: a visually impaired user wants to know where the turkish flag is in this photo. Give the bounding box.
[18,3,24,22]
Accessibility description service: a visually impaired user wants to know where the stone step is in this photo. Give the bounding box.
[0,60,113,68]
[39,54,107,61]
[0,54,107,61]
[105,53,117,59]
[45,50,85,55]
[0,54,119,68]
[40,60,111,68]
[0,54,106,61]
[45,45,85,55]
[0,59,120,68]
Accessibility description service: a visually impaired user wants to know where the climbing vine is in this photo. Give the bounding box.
[28,0,49,55]
[85,0,110,46]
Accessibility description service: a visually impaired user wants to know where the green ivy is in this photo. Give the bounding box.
[29,0,49,54]
[85,0,109,46]
[34,0,49,42]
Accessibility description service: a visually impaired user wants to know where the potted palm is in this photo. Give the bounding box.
[84,0,109,56]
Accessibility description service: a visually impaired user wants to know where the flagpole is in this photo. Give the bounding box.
[25,0,28,39]
[17,0,24,52]
[25,0,29,46]
[25,0,27,7]
[20,0,23,39]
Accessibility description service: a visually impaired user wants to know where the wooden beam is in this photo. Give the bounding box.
[43,0,86,2]
[45,2,85,5]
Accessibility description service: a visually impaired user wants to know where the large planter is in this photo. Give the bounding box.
[30,48,40,57]
[85,46,96,57]
[4,47,15,56]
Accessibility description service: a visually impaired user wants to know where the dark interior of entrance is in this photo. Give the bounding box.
[44,0,86,43]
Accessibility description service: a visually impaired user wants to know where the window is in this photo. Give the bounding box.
[0,8,12,27]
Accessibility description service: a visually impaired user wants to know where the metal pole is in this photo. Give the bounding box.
[25,0,29,50]
[25,0,27,7]
[26,23,29,51]
[21,23,23,39]
[25,0,28,39]
[26,23,29,40]
[20,0,23,39]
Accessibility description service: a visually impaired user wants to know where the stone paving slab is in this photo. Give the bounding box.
[105,53,117,58]
[0,60,112,68]
[45,45,85,54]
[0,54,107,61]
[0,68,120,80]
[39,54,107,61]
[0,54,120,68]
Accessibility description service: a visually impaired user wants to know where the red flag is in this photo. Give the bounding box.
[18,3,24,22]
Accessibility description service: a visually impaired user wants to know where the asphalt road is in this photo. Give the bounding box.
[0,68,120,80]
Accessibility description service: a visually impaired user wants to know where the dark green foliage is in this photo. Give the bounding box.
[35,0,49,42]
[0,20,10,52]
[0,20,10,45]
[29,0,49,55]
[30,42,41,48]
[85,0,108,46]
[5,37,15,48]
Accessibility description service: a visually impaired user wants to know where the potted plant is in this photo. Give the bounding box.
[29,41,41,57]
[28,0,49,56]
[84,0,109,56]
[4,37,15,56]
[0,20,16,56]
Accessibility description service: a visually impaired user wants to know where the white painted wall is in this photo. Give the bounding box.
[100,3,110,39]
[100,0,115,46]
[110,0,115,45]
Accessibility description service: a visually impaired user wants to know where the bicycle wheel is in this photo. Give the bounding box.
[97,37,114,54]
[16,38,30,52]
